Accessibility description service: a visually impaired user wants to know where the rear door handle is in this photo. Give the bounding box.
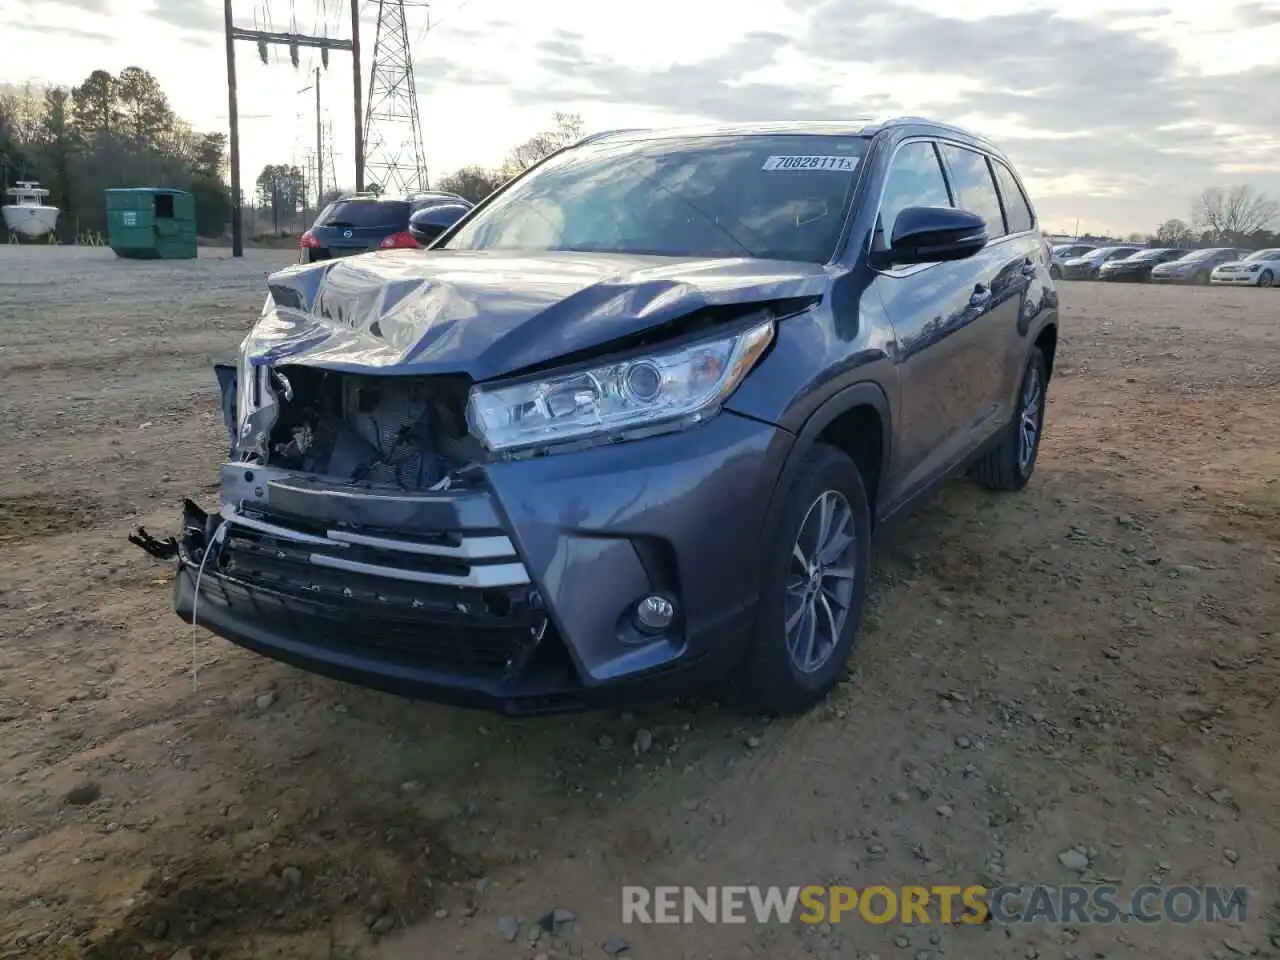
[969,283,991,307]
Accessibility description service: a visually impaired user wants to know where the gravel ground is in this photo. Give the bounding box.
[0,245,1277,960]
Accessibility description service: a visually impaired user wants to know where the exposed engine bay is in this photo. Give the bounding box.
[246,365,482,489]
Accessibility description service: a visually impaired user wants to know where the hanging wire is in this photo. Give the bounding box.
[412,0,481,52]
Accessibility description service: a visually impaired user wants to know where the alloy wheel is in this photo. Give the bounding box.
[785,491,857,674]
[1018,366,1043,474]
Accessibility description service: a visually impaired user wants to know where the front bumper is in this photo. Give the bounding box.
[172,412,792,714]
[1059,265,1096,280]
[1098,269,1146,282]
[1209,272,1260,285]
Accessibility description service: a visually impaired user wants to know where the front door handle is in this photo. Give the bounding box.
[969,283,991,307]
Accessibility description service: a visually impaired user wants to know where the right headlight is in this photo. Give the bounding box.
[467,316,775,454]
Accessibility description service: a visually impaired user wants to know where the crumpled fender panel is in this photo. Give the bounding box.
[247,249,829,381]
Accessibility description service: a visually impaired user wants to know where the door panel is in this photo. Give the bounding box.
[936,144,1026,442]
[870,139,994,501]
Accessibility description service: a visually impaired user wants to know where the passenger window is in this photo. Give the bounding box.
[992,160,1034,234]
[874,140,952,250]
[940,145,1005,238]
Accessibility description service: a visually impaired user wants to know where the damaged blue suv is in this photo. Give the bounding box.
[141,119,1058,716]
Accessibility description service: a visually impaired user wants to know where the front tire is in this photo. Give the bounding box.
[739,444,871,715]
[1258,269,1274,288]
[1196,269,1211,285]
[1049,264,1062,280]
[969,347,1048,492]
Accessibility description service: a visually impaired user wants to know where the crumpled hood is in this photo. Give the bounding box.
[248,249,829,381]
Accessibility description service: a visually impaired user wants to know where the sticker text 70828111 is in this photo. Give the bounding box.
[762,155,859,172]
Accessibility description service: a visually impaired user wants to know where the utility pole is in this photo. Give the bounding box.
[315,66,323,207]
[351,0,364,192]
[223,0,243,257]
[221,0,361,257]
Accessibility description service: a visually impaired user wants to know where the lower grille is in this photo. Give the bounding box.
[210,503,544,677]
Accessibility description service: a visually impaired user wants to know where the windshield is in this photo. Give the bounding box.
[441,134,869,262]
[317,199,410,228]
[1245,248,1280,261]
[1127,249,1168,260]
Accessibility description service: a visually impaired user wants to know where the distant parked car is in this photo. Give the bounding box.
[1149,247,1251,285]
[1209,248,1280,288]
[407,201,473,246]
[298,191,470,263]
[1060,245,1143,280]
[1049,242,1097,278]
[1097,247,1188,282]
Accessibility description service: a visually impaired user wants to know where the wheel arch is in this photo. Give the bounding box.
[1033,320,1058,382]
[761,382,893,547]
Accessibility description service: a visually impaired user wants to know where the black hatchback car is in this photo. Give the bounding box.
[298,191,471,263]
[1097,247,1188,282]
[144,119,1058,717]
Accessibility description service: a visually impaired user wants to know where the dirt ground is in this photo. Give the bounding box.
[0,245,1276,960]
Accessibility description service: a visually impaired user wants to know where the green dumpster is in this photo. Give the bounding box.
[105,187,198,260]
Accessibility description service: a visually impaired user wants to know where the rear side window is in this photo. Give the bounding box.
[317,199,410,228]
[991,161,1035,234]
[875,140,952,250]
[940,145,1005,238]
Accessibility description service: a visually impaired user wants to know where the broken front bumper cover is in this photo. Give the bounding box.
[148,412,789,714]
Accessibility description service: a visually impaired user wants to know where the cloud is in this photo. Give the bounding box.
[520,30,891,122]
[513,0,1280,231]
[49,0,113,10]
[0,19,113,41]
[149,0,222,33]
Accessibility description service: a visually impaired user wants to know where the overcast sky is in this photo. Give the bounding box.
[1,0,1277,235]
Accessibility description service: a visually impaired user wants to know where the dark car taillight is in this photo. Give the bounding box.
[300,230,320,249]
[379,231,420,249]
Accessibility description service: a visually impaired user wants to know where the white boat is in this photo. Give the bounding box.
[3,181,60,239]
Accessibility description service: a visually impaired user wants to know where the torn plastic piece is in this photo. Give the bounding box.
[129,527,178,561]
[214,362,238,458]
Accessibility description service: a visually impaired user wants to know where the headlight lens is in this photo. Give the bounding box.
[467,317,775,453]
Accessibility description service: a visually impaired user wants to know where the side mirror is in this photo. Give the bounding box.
[873,206,988,268]
[408,202,471,245]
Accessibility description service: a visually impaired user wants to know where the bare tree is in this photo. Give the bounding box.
[1155,218,1195,247]
[435,164,506,203]
[502,112,585,177]
[1192,185,1279,240]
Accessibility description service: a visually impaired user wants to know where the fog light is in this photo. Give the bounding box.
[634,594,676,633]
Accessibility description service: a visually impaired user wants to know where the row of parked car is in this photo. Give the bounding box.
[297,191,475,263]
[1049,242,1280,287]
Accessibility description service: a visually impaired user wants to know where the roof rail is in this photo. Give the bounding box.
[575,128,650,146]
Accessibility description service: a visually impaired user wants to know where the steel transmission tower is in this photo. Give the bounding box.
[362,0,428,194]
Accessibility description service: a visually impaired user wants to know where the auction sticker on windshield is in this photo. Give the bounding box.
[762,155,859,171]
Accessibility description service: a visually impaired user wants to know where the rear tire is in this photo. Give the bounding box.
[969,347,1048,493]
[738,444,871,715]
